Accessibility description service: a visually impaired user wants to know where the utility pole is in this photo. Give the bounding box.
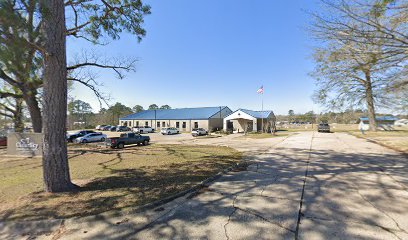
[219,106,222,133]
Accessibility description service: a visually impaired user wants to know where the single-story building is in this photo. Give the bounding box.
[223,109,276,133]
[119,106,232,132]
[358,116,398,131]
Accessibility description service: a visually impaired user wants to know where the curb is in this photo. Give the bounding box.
[127,159,250,214]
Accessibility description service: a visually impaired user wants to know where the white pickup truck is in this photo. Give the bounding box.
[132,126,155,133]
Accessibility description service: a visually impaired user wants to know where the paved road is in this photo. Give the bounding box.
[3,132,407,239]
[132,132,408,239]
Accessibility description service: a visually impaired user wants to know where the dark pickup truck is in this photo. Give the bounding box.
[106,132,150,149]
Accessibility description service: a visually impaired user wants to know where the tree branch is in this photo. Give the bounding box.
[0,69,20,87]
[0,91,23,99]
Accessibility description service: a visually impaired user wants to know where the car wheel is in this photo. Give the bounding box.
[118,143,124,149]
[143,140,148,146]
[82,139,87,143]
[168,132,171,135]
[140,130,143,134]
[101,137,105,142]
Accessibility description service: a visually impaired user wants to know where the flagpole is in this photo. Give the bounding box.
[257,85,264,133]
[261,88,264,133]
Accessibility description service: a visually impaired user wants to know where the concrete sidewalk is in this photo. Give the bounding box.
[1,132,407,239]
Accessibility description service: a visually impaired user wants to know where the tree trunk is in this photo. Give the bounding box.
[364,71,377,131]
[23,90,42,133]
[14,98,24,132]
[42,0,76,192]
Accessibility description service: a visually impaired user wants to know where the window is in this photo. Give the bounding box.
[182,122,186,128]
[136,121,139,127]
[176,122,180,128]
[145,121,149,126]
[162,121,166,127]
[129,121,132,127]
[157,122,160,127]
[194,122,198,128]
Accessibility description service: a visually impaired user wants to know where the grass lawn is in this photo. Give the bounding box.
[241,132,291,139]
[0,144,241,222]
[277,124,359,133]
[348,129,408,153]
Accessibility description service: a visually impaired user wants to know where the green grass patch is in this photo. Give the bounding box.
[277,124,359,133]
[0,144,241,221]
[348,129,408,153]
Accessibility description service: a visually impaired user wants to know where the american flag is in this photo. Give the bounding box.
[257,85,264,94]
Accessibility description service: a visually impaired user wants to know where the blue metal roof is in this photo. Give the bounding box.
[228,109,274,119]
[120,107,229,120]
[359,116,398,122]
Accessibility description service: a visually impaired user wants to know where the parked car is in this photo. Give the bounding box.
[161,127,179,135]
[318,123,330,133]
[0,136,6,146]
[192,128,208,137]
[105,132,150,149]
[102,125,112,131]
[95,125,107,130]
[75,132,107,143]
[132,126,155,133]
[109,126,117,131]
[116,126,131,132]
[67,130,95,142]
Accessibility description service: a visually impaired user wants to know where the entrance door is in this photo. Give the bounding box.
[227,121,233,131]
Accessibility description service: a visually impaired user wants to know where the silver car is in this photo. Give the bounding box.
[192,128,208,137]
[160,127,179,135]
[75,132,107,143]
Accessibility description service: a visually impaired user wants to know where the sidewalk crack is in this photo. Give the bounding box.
[294,132,314,240]
[223,196,237,240]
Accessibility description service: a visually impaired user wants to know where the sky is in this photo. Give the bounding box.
[67,0,322,115]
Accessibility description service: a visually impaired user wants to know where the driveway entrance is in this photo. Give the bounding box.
[133,132,408,239]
